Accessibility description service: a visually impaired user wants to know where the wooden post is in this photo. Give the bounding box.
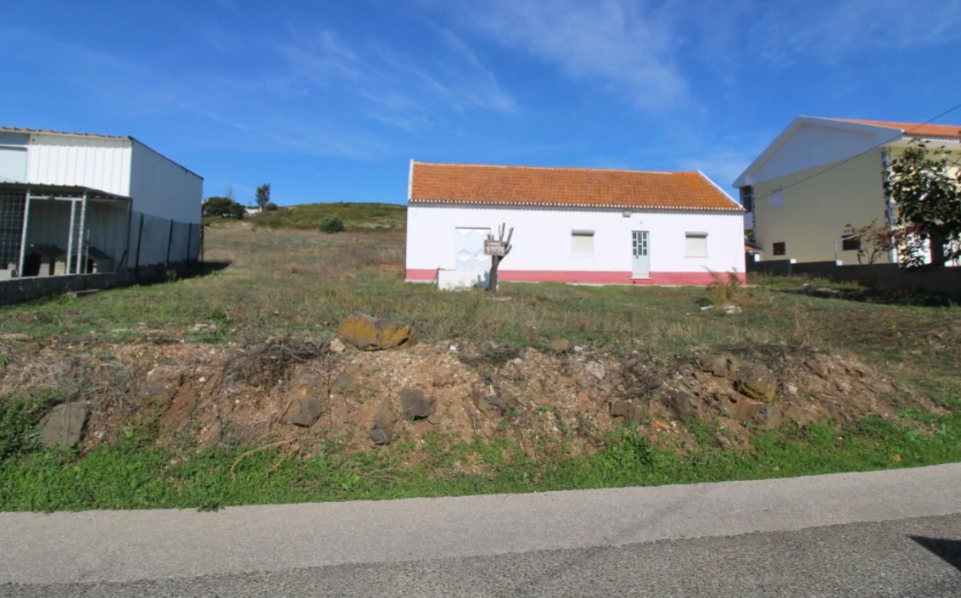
[486,223,513,295]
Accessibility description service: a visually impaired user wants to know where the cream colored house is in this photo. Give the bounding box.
[734,117,961,264]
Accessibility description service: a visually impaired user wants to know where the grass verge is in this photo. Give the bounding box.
[3,411,959,512]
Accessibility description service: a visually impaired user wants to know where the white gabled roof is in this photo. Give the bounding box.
[733,116,961,188]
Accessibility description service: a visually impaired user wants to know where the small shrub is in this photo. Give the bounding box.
[0,398,39,461]
[319,214,345,233]
[708,270,743,306]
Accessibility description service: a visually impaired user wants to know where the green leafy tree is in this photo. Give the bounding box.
[885,139,961,268]
[319,214,345,233]
[265,202,279,212]
[255,183,271,210]
[203,196,245,219]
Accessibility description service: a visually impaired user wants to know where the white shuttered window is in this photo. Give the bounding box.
[685,232,708,258]
[571,230,594,257]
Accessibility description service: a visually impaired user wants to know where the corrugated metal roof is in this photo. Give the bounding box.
[410,162,743,211]
[0,126,129,140]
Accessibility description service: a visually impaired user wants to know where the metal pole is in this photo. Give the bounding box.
[77,189,88,274]
[185,222,192,271]
[134,213,144,278]
[164,218,174,274]
[16,188,31,277]
[66,200,77,274]
[122,199,134,272]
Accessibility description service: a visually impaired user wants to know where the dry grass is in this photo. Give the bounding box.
[1,222,959,405]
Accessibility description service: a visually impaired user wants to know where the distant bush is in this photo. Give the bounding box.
[319,214,345,233]
[202,196,245,219]
[265,202,279,212]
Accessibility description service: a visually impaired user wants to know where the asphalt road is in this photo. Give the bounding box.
[2,464,961,597]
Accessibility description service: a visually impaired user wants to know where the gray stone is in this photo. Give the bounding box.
[332,372,360,394]
[369,426,392,445]
[427,414,443,425]
[40,402,89,447]
[610,400,632,418]
[735,364,778,403]
[329,338,346,354]
[585,361,606,381]
[471,388,507,418]
[664,390,699,420]
[699,353,733,377]
[550,340,571,353]
[138,384,178,413]
[291,397,324,427]
[724,305,742,315]
[751,404,783,428]
[400,388,436,420]
[370,400,397,445]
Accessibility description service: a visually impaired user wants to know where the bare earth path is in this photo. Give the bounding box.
[2,464,961,597]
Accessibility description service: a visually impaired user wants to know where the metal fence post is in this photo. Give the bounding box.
[134,213,144,278]
[164,218,174,276]
[185,222,192,272]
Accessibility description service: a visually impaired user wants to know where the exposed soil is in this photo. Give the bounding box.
[0,334,943,465]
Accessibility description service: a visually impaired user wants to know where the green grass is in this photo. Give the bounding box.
[248,202,405,232]
[3,412,959,512]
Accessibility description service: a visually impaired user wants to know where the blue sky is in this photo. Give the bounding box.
[3,0,961,206]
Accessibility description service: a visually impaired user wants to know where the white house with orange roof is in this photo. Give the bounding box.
[734,116,961,264]
[405,161,745,287]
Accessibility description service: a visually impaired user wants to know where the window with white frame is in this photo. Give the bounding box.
[571,230,594,257]
[685,232,708,258]
[769,188,784,208]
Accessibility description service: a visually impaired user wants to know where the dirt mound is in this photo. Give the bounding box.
[0,337,941,461]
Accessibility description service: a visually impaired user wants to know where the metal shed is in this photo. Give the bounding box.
[0,182,132,280]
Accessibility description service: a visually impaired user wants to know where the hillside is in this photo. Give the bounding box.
[250,202,406,232]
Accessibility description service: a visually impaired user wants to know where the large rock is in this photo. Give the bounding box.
[337,313,417,351]
[735,364,778,403]
[290,397,324,427]
[400,388,436,420]
[40,402,89,447]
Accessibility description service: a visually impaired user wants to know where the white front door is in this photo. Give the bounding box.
[632,231,650,278]
[455,228,491,271]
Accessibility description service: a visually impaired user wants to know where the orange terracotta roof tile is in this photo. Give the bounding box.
[409,162,742,211]
[827,118,961,140]
[0,126,128,140]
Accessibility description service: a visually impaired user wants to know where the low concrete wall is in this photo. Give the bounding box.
[748,259,961,297]
[0,272,134,304]
[0,259,198,304]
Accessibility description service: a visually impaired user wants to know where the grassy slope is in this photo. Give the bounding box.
[247,202,406,232]
[1,224,960,511]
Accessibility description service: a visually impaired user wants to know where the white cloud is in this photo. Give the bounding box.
[443,0,687,110]
[750,0,961,66]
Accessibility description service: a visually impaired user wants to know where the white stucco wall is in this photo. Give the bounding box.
[406,204,745,284]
